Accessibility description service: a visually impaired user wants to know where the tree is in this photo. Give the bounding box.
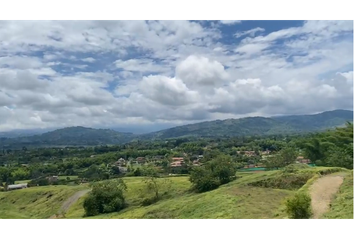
[189,154,236,192]
[83,179,127,217]
[140,167,172,205]
[265,147,297,169]
[285,192,312,219]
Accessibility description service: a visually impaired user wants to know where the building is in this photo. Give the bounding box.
[171,157,185,167]
[135,157,146,164]
[118,167,128,173]
[115,158,126,166]
[7,183,28,191]
[47,176,59,183]
[296,156,311,164]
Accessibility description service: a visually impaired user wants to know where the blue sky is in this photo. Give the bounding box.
[0,20,353,132]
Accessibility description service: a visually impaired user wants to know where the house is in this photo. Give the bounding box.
[114,158,126,166]
[7,183,28,191]
[118,167,128,173]
[170,161,183,167]
[172,157,184,162]
[296,156,311,164]
[46,176,59,183]
[135,157,146,164]
[192,160,201,166]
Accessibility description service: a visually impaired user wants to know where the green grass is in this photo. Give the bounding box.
[2,167,352,219]
[14,179,31,184]
[66,173,294,219]
[322,171,353,219]
[0,185,88,219]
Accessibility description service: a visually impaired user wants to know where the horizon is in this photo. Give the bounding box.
[0,108,352,135]
[0,20,353,132]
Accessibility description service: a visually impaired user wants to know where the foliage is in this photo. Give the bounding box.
[285,192,312,219]
[298,122,353,169]
[265,147,297,169]
[189,154,236,192]
[83,179,127,216]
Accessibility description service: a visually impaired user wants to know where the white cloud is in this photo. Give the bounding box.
[234,27,265,38]
[219,20,242,25]
[0,20,352,131]
[82,57,96,63]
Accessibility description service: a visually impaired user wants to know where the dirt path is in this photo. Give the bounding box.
[49,189,90,219]
[310,175,344,219]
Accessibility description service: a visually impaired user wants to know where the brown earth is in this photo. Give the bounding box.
[310,175,344,219]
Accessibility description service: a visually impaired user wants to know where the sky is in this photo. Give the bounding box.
[0,20,353,133]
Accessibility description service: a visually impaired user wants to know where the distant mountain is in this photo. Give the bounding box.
[139,109,353,140]
[0,109,352,148]
[0,129,50,138]
[0,126,134,149]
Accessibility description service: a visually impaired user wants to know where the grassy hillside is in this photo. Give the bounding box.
[0,185,88,218]
[1,167,351,219]
[322,171,353,219]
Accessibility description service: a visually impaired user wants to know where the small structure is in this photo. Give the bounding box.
[118,167,128,173]
[47,176,59,183]
[7,183,28,191]
[171,157,185,168]
[114,158,126,167]
[135,157,146,164]
[296,156,311,164]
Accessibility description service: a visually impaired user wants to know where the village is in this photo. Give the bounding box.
[3,147,312,192]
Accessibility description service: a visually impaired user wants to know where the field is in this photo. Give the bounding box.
[1,167,352,219]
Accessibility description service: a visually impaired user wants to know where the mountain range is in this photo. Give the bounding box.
[0,109,352,149]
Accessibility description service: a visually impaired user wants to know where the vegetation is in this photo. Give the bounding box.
[297,122,353,169]
[0,112,352,219]
[285,192,312,219]
[189,154,236,192]
[323,171,353,219]
[0,110,352,149]
[83,179,127,217]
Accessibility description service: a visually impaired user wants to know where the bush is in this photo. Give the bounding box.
[285,192,312,219]
[282,163,310,173]
[83,179,127,217]
[189,155,236,193]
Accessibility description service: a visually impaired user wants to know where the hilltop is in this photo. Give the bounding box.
[0,126,134,148]
[141,109,353,139]
[0,109,352,148]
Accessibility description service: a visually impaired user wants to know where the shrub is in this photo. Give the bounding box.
[285,192,312,219]
[189,155,236,193]
[83,179,127,217]
[282,163,310,173]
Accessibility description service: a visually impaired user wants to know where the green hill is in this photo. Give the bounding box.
[142,109,353,139]
[0,126,134,149]
[0,109,352,148]
[1,167,351,219]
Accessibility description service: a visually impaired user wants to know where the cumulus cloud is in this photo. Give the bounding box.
[0,20,352,131]
[219,20,242,25]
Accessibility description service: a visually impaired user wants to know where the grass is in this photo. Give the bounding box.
[322,171,353,219]
[14,176,78,184]
[0,184,88,219]
[66,173,294,219]
[1,167,351,219]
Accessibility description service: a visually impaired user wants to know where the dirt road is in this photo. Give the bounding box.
[310,175,344,219]
[49,189,90,219]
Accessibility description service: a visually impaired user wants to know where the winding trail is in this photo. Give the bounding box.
[310,175,344,219]
[49,189,90,219]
